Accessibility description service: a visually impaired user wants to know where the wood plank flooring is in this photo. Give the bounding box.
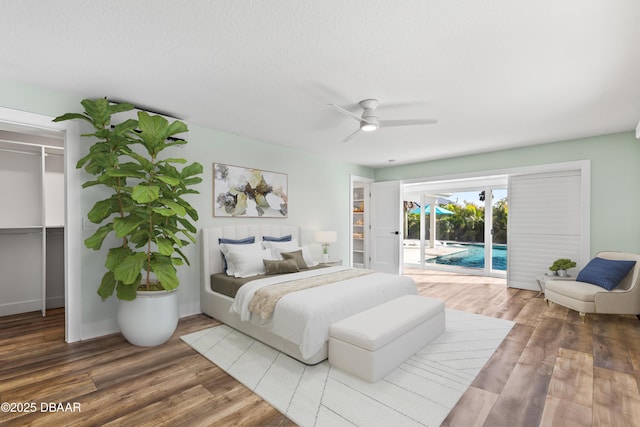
[2,269,639,426]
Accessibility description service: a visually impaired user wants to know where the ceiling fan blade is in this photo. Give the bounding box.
[340,128,361,143]
[379,119,438,127]
[327,103,363,123]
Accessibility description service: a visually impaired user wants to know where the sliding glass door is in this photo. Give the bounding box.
[403,178,508,278]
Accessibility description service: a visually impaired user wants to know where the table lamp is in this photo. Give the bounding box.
[315,230,337,262]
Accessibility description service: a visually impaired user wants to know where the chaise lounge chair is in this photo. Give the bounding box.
[544,251,640,320]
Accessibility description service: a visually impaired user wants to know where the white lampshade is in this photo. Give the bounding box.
[315,230,337,243]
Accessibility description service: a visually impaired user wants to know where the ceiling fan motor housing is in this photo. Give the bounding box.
[359,99,379,131]
[360,116,379,131]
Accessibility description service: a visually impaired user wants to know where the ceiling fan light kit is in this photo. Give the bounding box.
[328,98,437,143]
[360,121,378,132]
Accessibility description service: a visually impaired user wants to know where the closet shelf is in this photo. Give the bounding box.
[0,226,43,235]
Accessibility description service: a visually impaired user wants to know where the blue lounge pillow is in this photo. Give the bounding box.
[576,257,636,291]
[219,237,256,270]
[263,235,292,242]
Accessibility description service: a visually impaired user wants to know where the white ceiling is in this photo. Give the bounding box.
[1,1,639,168]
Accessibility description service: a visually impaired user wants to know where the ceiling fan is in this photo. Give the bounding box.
[327,99,437,143]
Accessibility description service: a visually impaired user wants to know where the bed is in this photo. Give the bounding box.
[200,224,418,364]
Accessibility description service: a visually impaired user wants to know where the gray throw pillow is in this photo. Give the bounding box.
[281,249,308,269]
[264,259,300,275]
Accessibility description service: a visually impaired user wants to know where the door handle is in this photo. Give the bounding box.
[390,231,399,235]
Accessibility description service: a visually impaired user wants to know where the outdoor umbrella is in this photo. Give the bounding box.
[409,205,454,215]
[407,203,454,247]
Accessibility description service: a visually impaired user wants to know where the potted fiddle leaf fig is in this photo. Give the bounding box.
[54,98,203,346]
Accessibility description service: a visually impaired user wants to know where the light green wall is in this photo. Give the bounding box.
[375,132,640,255]
[0,77,373,338]
[4,75,638,337]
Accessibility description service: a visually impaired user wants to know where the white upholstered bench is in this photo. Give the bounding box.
[328,295,445,382]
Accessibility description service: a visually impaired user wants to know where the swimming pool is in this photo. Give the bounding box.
[426,243,507,271]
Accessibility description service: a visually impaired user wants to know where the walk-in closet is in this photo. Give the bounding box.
[0,125,65,317]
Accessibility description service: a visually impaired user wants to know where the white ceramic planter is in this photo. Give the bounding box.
[117,289,178,346]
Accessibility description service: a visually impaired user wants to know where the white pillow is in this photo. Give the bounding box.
[262,239,299,251]
[220,242,262,276]
[270,245,319,267]
[227,249,271,278]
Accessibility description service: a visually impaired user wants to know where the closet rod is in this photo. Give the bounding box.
[0,147,64,157]
[0,147,41,156]
[0,138,64,151]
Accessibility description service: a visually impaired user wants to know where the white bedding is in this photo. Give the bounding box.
[230,266,418,359]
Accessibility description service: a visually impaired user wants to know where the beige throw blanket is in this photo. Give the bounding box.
[249,269,375,320]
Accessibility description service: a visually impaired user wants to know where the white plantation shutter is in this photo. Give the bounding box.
[508,170,585,290]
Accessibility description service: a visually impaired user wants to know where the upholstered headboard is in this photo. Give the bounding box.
[201,224,301,286]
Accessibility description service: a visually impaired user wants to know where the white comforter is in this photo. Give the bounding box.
[230,266,418,359]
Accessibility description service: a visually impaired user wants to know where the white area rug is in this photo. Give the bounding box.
[182,309,514,427]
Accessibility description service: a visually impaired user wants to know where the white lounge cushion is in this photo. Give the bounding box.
[545,279,615,302]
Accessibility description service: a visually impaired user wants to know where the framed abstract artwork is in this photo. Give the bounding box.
[213,163,288,217]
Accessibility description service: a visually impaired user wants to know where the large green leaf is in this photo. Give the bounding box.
[87,198,117,223]
[182,177,203,186]
[180,229,196,243]
[166,120,188,136]
[157,175,181,186]
[81,98,111,128]
[137,111,168,149]
[150,259,179,290]
[173,246,190,266]
[97,271,117,299]
[52,112,92,125]
[162,157,187,164]
[151,207,175,217]
[158,199,186,216]
[108,101,136,115]
[182,162,203,178]
[162,231,178,247]
[125,151,154,171]
[112,118,138,136]
[131,185,160,203]
[105,169,145,179]
[176,217,197,233]
[128,228,149,246]
[113,216,145,238]
[113,252,147,285]
[81,180,102,189]
[105,247,133,271]
[84,223,114,250]
[116,281,139,301]
[156,237,174,256]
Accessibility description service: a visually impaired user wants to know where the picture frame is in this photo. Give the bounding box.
[213,163,288,217]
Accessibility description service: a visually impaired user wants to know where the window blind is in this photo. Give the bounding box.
[508,170,583,290]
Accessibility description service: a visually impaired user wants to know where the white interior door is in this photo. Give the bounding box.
[370,181,402,274]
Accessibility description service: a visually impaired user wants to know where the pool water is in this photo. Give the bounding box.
[426,244,507,271]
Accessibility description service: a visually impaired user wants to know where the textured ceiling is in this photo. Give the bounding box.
[1,0,639,168]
